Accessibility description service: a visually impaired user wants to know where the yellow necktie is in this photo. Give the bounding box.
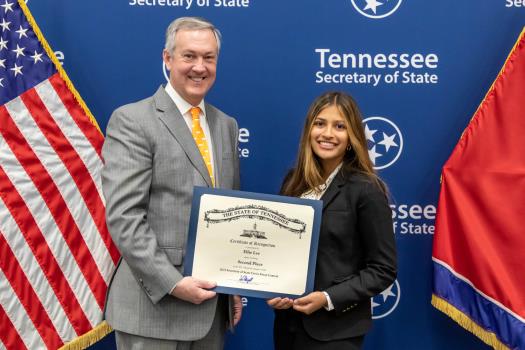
[190,107,214,186]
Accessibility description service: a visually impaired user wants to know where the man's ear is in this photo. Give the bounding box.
[162,50,172,70]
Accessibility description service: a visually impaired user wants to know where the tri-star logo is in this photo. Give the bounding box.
[363,116,403,170]
[350,0,402,19]
[372,280,401,319]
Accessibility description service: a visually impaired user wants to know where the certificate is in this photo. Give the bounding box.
[184,187,322,299]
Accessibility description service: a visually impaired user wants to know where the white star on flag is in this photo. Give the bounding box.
[365,124,377,142]
[0,58,5,68]
[0,0,14,13]
[15,25,28,39]
[31,50,43,64]
[378,132,398,152]
[0,37,8,50]
[364,0,383,14]
[0,77,4,87]
[12,43,25,58]
[0,17,11,31]
[10,62,23,76]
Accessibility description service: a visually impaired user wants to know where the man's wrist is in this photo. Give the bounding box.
[170,282,178,295]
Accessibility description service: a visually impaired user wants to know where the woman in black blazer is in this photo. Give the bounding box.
[268,91,397,350]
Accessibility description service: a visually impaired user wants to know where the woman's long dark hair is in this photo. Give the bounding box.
[281,91,387,197]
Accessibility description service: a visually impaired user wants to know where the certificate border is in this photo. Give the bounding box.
[184,186,322,299]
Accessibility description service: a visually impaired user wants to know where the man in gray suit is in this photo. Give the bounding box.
[102,17,242,349]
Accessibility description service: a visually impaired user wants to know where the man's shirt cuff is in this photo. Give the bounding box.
[323,291,334,311]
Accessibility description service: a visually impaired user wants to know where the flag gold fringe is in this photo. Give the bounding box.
[17,0,102,134]
[431,295,510,350]
[58,321,113,350]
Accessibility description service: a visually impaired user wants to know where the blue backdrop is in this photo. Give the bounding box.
[26,1,525,349]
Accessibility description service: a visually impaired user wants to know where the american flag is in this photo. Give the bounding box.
[0,1,119,349]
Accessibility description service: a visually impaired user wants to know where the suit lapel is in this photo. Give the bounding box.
[206,103,222,188]
[320,171,346,211]
[154,87,213,187]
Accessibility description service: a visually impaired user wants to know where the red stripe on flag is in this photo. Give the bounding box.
[0,107,96,331]
[22,88,120,264]
[0,103,107,310]
[0,234,63,349]
[0,304,28,350]
[48,74,104,158]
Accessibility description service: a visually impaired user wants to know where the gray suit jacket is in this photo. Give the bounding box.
[102,86,240,340]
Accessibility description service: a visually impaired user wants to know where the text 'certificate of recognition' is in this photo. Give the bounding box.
[184,187,322,299]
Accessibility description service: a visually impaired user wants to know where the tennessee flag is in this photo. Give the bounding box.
[432,28,525,349]
[0,1,119,349]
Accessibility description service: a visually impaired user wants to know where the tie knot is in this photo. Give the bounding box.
[190,107,200,120]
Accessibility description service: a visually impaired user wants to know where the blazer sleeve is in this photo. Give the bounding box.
[326,181,397,314]
[102,108,182,304]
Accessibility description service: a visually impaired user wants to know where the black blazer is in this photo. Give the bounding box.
[276,169,397,341]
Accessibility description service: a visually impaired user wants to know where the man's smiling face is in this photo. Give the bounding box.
[163,28,218,106]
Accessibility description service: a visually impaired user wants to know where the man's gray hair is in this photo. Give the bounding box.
[165,17,222,55]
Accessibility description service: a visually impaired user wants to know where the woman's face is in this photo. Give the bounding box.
[309,105,350,172]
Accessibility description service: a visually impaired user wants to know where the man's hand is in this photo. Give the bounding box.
[170,277,216,304]
[293,291,327,315]
[233,295,243,326]
[267,297,294,310]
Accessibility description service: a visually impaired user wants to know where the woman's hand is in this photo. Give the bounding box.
[293,291,327,315]
[267,297,294,309]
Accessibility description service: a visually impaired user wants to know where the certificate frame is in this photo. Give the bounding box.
[184,186,322,299]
